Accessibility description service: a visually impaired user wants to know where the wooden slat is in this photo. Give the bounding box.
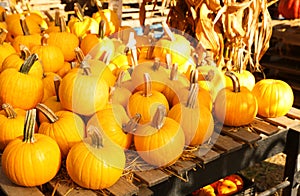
[134,169,169,187]
[195,149,220,164]
[169,160,196,175]
[251,118,280,136]
[222,127,262,144]
[264,115,299,129]
[287,107,300,120]
[106,177,139,196]
[213,134,243,152]
[137,185,153,196]
[48,179,97,196]
[0,169,44,196]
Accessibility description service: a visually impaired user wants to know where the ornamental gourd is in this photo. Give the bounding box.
[37,103,85,158]
[0,54,44,110]
[127,73,169,124]
[214,71,258,126]
[252,79,294,118]
[1,109,61,187]
[134,105,185,167]
[66,125,126,189]
[168,83,214,146]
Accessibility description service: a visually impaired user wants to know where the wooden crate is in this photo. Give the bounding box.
[1,108,300,196]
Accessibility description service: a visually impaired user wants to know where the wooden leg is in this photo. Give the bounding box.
[283,128,300,196]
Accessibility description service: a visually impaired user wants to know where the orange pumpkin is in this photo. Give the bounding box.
[0,28,16,69]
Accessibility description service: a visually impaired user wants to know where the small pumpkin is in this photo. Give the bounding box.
[134,104,185,167]
[0,28,16,69]
[66,125,126,189]
[214,71,258,126]
[252,79,294,118]
[1,109,61,187]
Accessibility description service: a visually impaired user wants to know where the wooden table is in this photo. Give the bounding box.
[1,108,300,196]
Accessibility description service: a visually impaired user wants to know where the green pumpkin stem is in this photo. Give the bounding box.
[123,113,141,133]
[87,125,103,148]
[19,45,31,60]
[36,103,59,123]
[99,20,106,39]
[0,28,7,45]
[170,63,178,80]
[143,73,152,97]
[20,16,30,36]
[74,2,85,22]
[225,71,241,93]
[152,58,161,71]
[43,11,54,22]
[186,83,199,109]
[151,105,166,129]
[54,75,61,102]
[2,103,17,119]
[23,109,36,143]
[19,54,39,74]
[59,16,67,32]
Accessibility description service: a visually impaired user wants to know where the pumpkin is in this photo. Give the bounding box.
[47,16,79,62]
[56,61,72,78]
[59,56,109,116]
[0,28,16,70]
[45,10,71,33]
[168,83,214,146]
[1,109,61,187]
[224,69,255,91]
[0,54,44,110]
[31,33,65,73]
[1,45,43,79]
[68,3,99,38]
[37,103,85,158]
[214,71,258,126]
[12,17,42,53]
[127,73,169,124]
[92,8,120,36]
[252,79,294,118]
[278,0,300,19]
[66,125,126,189]
[87,104,140,149]
[134,104,185,167]
[0,103,26,150]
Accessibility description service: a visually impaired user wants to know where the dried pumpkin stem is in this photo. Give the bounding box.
[170,63,178,80]
[41,34,49,46]
[59,16,67,32]
[151,105,166,129]
[152,58,161,71]
[74,2,85,22]
[19,45,31,60]
[0,28,7,44]
[186,83,199,109]
[2,103,17,119]
[204,70,215,81]
[189,69,198,91]
[20,16,30,36]
[43,11,54,22]
[36,103,59,123]
[225,71,240,93]
[162,21,175,41]
[54,75,61,102]
[23,109,36,143]
[19,54,39,74]
[123,113,141,133]
[87,125,103,148]
[99,20,106,39]
[143,73,152,97]
[166,53,172,69]
[54,10,60,26]
[0,12,6,22]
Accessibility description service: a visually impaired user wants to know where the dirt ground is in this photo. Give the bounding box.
[240,152,287,195]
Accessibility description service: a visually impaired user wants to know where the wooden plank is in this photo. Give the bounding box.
[0,169,44,196]
[222,127,262,144]
[106,177,139,196]
[169,160,196,175]
[194,149,220,164]
[213,134,243,152]
[250,118,280,136]
[134,169,170,187]
[48,179,97,196]
[264,115,300,129]
[137,185,153,196]
[287,107,300,120]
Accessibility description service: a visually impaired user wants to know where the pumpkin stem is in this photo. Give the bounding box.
[152,58,161,71]
[87,125,103,148]
[143,73,152,97]
[74,2,84,22]
[116,70,125,87]
[225,71,241,93]
[23,109,37,143]
[59,16,67,32]
[165,53,171,69]
[151,105,166,129]
[0,11,7,22]
[161,21,175,42]
[189,69,198,91]
[36,103,59,123]
[41,34,49,46]
[54,10,60,26]
[20,16,30,36]
[43,10,54,22]
[54,75,61,102]
[19,45,31,60]
[2,103,17,119]
[204,70,215,81]
[123,113,141,133]
[0,28,7,45]
[19,53,39,74]
[98,20,106,39]
[74,47,92,75]
[170,63,178,80]
[186,83,199,108]
[125,32,138,67]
